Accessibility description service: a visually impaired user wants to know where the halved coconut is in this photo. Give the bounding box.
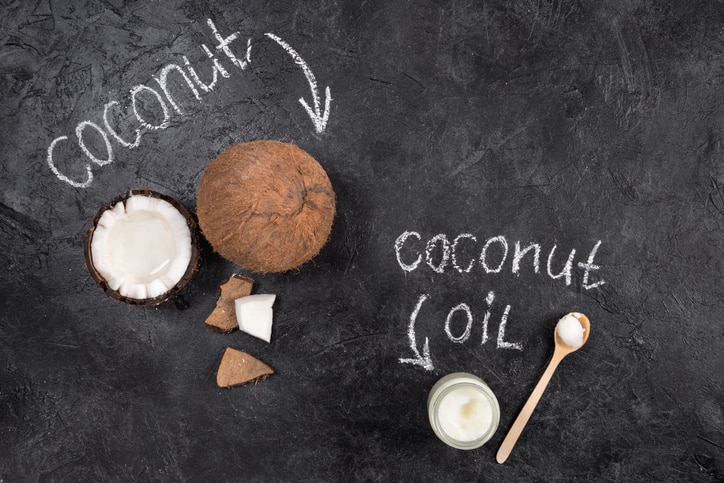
[84,189,201,306]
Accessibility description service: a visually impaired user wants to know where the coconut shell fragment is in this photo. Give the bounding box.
[197,140,336,273]
[204,274,254,333]
[216,347,274,388]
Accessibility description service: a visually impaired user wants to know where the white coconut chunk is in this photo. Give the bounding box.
[557,314,585,348]
[116,279,132,297]
[89,194,193,300]
[125,194,151,213]
[110,200,126,218]
[235,294,276,343]
[105,274,121,291]
[156,200,188,234]
[90,226,111,275]
[147,279,168,299]
[96,210,116,230]
[166,255,190,286]
[123,282,147,300]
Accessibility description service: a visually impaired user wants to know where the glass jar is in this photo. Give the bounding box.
[427,372,501,450]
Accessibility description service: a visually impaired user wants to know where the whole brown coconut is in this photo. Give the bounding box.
[197,141,336,273]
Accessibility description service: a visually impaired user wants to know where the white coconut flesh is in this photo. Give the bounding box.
[90,194,192,300]
[235,294,276,343]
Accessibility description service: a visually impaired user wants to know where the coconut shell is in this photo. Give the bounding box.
[84,188,201,307]
[216,347,274,388]
[196,140,336,273]
[204,274,254,333]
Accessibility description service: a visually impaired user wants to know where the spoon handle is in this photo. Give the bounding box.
[496,350,565,464]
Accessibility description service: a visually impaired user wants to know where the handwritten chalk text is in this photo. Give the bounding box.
[394,231,605,290]
[47,19,251,188]
[400,291,522,371]
[46,20,333,188]
[396,230,606,371]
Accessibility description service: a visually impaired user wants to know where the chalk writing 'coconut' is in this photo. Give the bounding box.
[46,20,333,188]
[395,231,605,290]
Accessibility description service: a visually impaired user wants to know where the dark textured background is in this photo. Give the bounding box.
[1,0,723,481]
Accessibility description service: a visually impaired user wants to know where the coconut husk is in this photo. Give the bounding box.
[216,347,274,388]
[204,274,254,333]
[196,140,336,273]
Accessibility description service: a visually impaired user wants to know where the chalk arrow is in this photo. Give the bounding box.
[399,294,434,371]
[265,33,332,134]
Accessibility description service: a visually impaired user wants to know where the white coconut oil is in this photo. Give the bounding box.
[428,373,500,450]
[557,313,586,348]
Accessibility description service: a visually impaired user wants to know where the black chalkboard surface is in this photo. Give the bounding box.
[2,0,723,480]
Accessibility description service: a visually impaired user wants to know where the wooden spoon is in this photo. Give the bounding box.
[496,312,590,464]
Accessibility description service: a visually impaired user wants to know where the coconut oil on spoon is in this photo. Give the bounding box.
[496,312,590,464]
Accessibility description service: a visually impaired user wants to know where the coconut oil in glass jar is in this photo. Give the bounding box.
[427,372,500,450]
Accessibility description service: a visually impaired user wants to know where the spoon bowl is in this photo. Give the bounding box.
[496,312,591,464]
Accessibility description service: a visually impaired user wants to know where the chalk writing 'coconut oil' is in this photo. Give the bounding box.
[427,373,500,450]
